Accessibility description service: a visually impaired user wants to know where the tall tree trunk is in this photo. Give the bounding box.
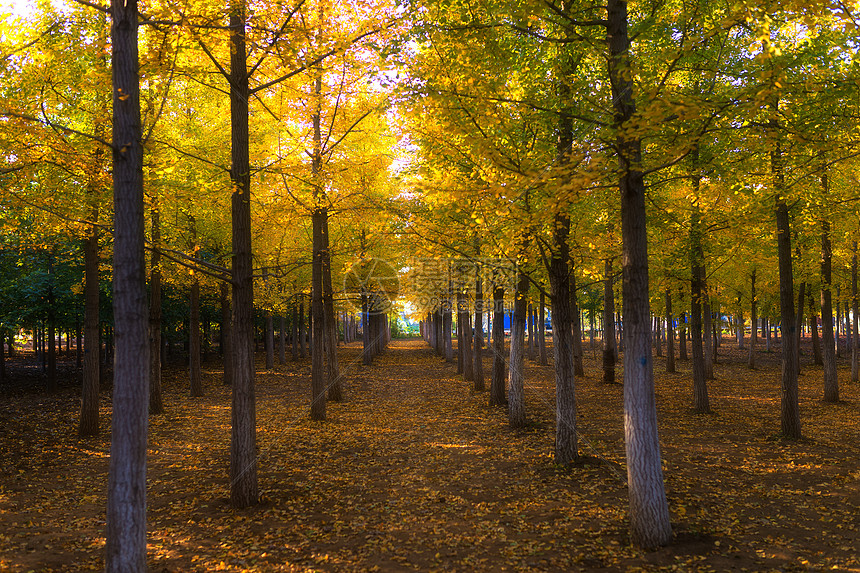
[538,292,548,365]
[279,316,286,365]
[852,242,859,382]
[602,258,617,384]
[149,207,164,410]
[459,292,474,382]
[772,101,801,439]
[362,293,372,365]
[228,1,258,507]
[473,260,485,391]
[666,289,675,373]
[748,270,757,369]
[322,223,342,401]
[809,291,822,365]
[490,286,506,406]
[526,301,535,361]
[189,276,203,397]
[311,210,327,419]
[607,0,672,548]
[703,288,714,379]
[690,198,711,413]
[264,269,274,371]
[105,0,149,568]
[571,272,584,376]
[46,255,57,393]
[821,217,839,402]
[796,281,806,374]
[550,214,578,464]
[443,294,454,363]
[220,282,232,385]
[508,265,528,428]
[79,189,101,435]
[298,299,306,358]
[291,300,299,360]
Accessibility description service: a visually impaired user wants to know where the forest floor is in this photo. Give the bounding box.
[0,337,859,572]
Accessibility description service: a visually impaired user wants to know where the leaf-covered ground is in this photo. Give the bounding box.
[0,337,859,572]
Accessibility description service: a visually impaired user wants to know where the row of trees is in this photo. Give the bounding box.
[396,0,860,551]
[3,0,860,566]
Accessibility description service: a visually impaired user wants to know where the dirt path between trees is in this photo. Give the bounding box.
[1,337,859,571]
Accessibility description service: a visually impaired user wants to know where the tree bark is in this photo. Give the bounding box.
[79,189,101,436]
[550,214,578,464]
[322,223,342,401]
[852,242,859,382]
[748,269,757,369]
[220,282,232,385]
[279,316,286,365]
[666,289,675,373]
[821,218,839,402]
[796,281,806,374]
[264,269,274,371]
[473,261,485,391]
[772,102,801,438]
[602,258,617,384]
[608,0,672,548]
[508,266,528,428]
[228,1,258,507]
[690,199,711,413]
[538,292,548,366]
[571,272,585,376]
[311,210,327,418]
[189,276,203,397]
[148,206,164,410]
[105,0,150,568]
[490,286,506,406]
[459,292,474,382]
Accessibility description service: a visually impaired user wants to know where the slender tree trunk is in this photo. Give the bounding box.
[279,316,286,365]
[602,258,617,384]
[490,286,506,406]
[852,242,859,382]
[220,282,232,385]
[228,1,258,507]
[264,269,274,371]
[526,301,535,361]
[46,255,57,393]
[690,196,711,413]
[105,1,150,567]
[666,289,675,373]
[772,102,801,438]
[796,281,806,374]
[748,270,757,369]
[311,210,327,419]
[149,207,164,411]
[443,294,454,363]
[539,292,548,365]
[322,223,342,401]
[571,272,584,376]
[459,292,474,382]
[608,0,672,548]
[79,198,101,435]
[821,218,839,402]
[702,288,714,379]
[189,276,203,397]
[549,214,578,464]
[508,266,529,428]
[473,260,485,391]
[362,293,372,365]
[298,299,306,358]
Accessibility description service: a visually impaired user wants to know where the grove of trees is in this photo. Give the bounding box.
[1,0,859,569]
